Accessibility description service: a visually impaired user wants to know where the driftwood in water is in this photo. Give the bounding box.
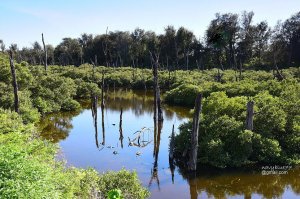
[42,33,47,72]
[9,51,19,113]
[245,101,254,131]
[188,93,202,171]
[119,108,123,148]
[128,127,152,148]
[150,51,163,122]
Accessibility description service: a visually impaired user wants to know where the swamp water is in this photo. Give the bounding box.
[39,90,300,199]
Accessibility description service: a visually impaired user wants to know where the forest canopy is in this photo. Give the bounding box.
[1,11,300,70]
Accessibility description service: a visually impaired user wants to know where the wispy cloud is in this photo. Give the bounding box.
[15,7,70,24]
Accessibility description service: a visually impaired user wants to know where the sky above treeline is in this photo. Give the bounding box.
[1,0,300,48]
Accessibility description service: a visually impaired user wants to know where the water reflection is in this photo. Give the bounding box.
[149,118,163,190]
[105,89,192,119]
[91,95,99,148]
[38,110,81,143]
[119,108,123,148]
[101,105,105,145]
[179,166,300,199]
[38,90,300,199]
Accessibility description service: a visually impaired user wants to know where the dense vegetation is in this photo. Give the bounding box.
[1,11,300,70]
[0,41,299,197]
[169,69,300,168]
[0,53,150,198]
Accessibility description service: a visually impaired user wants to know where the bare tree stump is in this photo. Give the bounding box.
[245,101,254,131]
[188,93,202,171]
[9,51,19,113]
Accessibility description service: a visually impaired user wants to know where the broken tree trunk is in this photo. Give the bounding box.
[41,33,47,72]
[151,52,163,122]
[245,101,254,131]
[188,93,202,171]
[9,51,19,113]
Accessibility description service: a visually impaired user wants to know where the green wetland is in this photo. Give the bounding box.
[39,90,300,199]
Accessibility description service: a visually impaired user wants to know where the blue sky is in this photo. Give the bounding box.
[1,0,299,48]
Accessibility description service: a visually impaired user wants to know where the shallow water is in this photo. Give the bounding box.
[39,90,300,199]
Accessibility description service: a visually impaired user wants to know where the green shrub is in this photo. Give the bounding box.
[98,169,150,199]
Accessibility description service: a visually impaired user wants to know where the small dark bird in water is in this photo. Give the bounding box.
[113,151,118,155]
[112,123,116,126]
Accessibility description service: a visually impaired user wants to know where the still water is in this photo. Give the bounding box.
[39,90,300,199]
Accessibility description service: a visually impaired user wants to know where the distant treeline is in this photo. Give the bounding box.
[1,11,300,70]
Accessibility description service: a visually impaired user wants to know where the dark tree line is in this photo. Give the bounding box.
[2,11,300,70]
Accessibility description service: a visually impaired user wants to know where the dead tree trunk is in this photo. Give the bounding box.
[150,52,163,122]
[102,27,109,67]
[273,54,284,81]
[245,101,254,131]
[9,51,19,113]
[101,69,105,108]
[41,33,47,72]
[215,68,223,82]
[188,93,202,171]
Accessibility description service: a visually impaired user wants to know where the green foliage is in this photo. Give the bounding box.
[165,84,201,106]
[107,189,123,199]
[98,169,150,199]
[0,109,149,199]
[174,90,299,168]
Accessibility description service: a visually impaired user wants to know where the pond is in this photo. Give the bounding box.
[38,90,300,199]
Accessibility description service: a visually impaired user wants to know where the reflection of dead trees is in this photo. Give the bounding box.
[119,108,123,148]
[101,104,105,145]
[188,177,198,199]
[169,124,175,184]
[128,127,152,148]
[91,95,99,148]
[149,118,163,190]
